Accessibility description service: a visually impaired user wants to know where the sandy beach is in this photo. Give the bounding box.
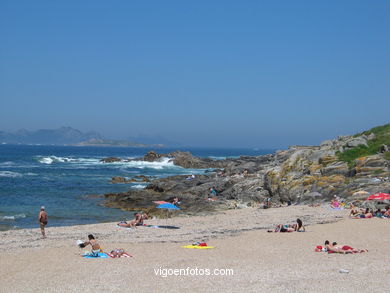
[1,206,389,293]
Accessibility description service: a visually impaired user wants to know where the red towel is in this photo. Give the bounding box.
[107,252,132,258]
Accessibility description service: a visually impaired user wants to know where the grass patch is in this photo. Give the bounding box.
[337,123,390,166]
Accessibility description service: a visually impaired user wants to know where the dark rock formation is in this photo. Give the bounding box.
[111,176,135,184]
[143,151,162,162]
[103,131,389,217]
[100,157,122,163]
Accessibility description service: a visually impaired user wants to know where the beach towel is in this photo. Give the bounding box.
[182,245,215,249]
[82,252,109,258]
[106,252,132,258]
[142,224,161,228]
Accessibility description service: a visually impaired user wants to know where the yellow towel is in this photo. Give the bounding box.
[181,245,215,249]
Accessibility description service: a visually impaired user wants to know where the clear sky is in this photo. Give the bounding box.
[1,0,389,148]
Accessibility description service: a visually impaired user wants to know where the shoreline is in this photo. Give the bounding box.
[0,205,346,252]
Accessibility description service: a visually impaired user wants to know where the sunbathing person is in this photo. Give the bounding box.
[383,206,390,218]
[268,219,305,232]
[324,240,367,254]
[330,198,340,208]
[109,248,126,258]
[118,212,148,228]
[292,218,305,232]
[171,197,181,206]
[349,207,360,217]
[79,234,101,256]
[374,209,383,217]
[360,208,373,218]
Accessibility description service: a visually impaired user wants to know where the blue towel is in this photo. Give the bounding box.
[83,252,109,258]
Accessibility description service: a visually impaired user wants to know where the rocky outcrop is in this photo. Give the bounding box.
[143,151,162,162]
[100,157,122,163]
[110,175,152,184]
[111,176,134,184]
[103,131,390,217]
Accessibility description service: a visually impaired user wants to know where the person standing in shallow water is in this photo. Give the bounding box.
[38,206,48,238]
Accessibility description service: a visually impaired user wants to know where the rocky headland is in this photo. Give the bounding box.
[103,124,390,217]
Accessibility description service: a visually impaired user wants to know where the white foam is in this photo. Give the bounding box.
[37,157,54,164]
[36,156,99,165]
[0,171,22,178]
[131,184,147,190]
[119,158,177,170]
[35,156,179,170]
[2,214,26,220]
[0,161,15,166]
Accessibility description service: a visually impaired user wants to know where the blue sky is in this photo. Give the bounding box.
[1,0,389,148]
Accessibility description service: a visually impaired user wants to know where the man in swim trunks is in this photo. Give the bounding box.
[38,206,48,239]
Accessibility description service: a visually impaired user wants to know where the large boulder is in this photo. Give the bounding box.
[345,137,368,148]
[143,151,162,162]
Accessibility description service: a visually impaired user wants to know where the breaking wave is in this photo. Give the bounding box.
[1,214,26,220]
[0,161,15,166]
[0,171,22,178]
[36,156,80,164]
[118,158,176,170]
[36,156,177,170]
[131,184,148,190]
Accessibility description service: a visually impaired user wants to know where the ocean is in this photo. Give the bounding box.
[0,145,273,230]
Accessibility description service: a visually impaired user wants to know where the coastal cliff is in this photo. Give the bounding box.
[103,124,390,216]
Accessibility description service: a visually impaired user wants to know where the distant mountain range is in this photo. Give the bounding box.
[0,127,164,147]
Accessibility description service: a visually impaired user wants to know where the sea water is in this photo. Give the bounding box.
[0,145,273,230]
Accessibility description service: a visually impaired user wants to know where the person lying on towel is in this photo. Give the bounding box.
[118,213,149,228]
[268,219,305,232]
[324,240,367,254]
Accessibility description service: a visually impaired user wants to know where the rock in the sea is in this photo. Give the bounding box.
[143,151,162,162]
[111,176,135,184]
[101,157,122,163]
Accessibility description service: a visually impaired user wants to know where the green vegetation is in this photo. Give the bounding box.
[337,123,390,166]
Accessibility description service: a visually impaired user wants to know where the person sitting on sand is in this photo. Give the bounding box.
[374,209,383,217]
[79,234,101,256]
[349,206,360,217]
[268,219,305,232]
[291,218,305,232]
[172,197,181,206]
[330,198,340,208]
[118,212,148,228]
[209,187,217,197]
[383,205,390,218]
[359,208,373,218]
